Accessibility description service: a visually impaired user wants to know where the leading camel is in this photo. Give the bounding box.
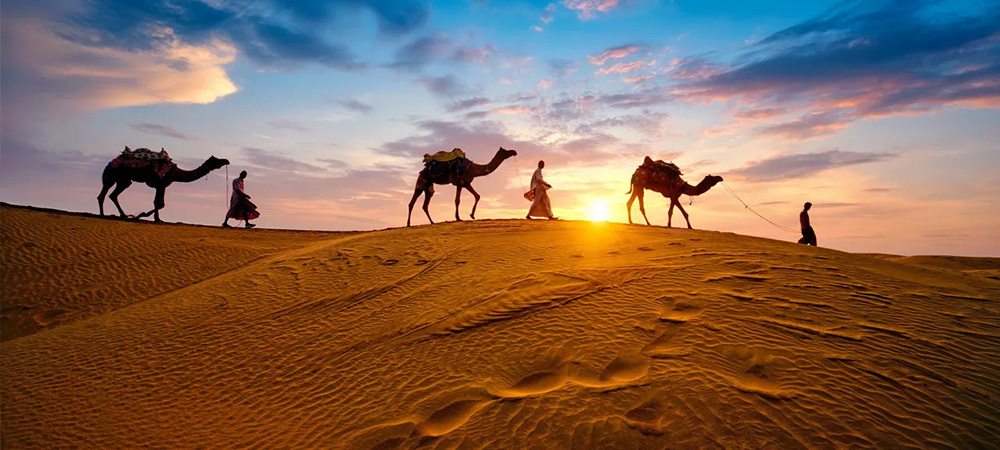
[626,165,723,229]
[98,149,230,222]
[407,147,517,226]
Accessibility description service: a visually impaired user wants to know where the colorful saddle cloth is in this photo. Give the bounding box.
[423,148,466,164]
[638,156,685,190]
[641,156,682,176]
[109,147,177,179]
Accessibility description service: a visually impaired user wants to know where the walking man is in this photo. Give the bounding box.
[223,170,260,228]
[526,160,557,220]
[797,202,817,246]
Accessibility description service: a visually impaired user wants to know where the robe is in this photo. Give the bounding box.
[226,178,261,221]
[527,168,553,218]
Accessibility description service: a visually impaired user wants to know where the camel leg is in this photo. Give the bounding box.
[98,182,113,216]
[422,188,435,224]
[407,188,423,227]
[466,184,481,220]
[626,190,637,224]
[136,187,165,222]
[667,198,675,228]
[108,179,132,218]
[637,189,651,226]
[454,186,463,222]
[153,188,165,222]
[672,198,692,229]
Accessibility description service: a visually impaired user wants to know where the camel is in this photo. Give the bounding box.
[98,148,230,222]
[407,147,518,226]
[626,162,723,228]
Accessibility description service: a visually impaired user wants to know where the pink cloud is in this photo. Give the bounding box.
[598,60,655,75]
[587,45,641,66]
[622,75,651,84]
[563,0,624,20]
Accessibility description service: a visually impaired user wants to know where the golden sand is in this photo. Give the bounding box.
[2,204,998,448]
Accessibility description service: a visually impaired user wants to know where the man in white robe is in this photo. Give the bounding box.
[526,160,557,220]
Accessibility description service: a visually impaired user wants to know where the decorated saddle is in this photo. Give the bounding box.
[109,146,177,179]
[637,156,685,190]
[421,148,471,181]
[423,148,466,164]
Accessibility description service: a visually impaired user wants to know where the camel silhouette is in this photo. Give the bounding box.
[407,147,517,226]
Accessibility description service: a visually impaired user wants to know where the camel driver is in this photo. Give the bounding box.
[223,170,260,228]
[526,160,557,220]
[797,202,817,246]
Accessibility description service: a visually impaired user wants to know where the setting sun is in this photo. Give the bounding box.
[587,199,611,222]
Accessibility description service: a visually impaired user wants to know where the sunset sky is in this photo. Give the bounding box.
[2,0,998,256]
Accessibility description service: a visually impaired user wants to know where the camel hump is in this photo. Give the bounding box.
[641,157,683,176]
[423,148,466,164]
[118,147,172,163]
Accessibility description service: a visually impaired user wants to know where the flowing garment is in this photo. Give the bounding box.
[226,178,260,221]
[527,168,553,218]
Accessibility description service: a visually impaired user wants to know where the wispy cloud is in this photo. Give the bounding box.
[447,97,493,112]
[243,147,324,173]
[340,99,374,114]
[268,120,310,132]
[728,149,896,182]
[417,75,469,98]
[128,123,197,141]
[587,45,642,66]
[598,60,655,75]
[563,0,626,20]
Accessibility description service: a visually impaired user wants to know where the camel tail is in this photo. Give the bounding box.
[626,182,633,195]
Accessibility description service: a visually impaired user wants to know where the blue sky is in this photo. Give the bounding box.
[2,0,998,255]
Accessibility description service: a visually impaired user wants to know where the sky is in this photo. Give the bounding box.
[1,0,998,256]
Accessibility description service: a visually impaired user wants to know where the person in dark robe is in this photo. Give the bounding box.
[223,170,260,228]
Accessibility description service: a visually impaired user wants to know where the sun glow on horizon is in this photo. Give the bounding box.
[587,199,611,222]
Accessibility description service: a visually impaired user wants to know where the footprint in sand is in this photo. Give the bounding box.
[381,259,399,266]
[415,398,492,437]
[623,397,673,435]
[717,345,794,400]
[637,246,654,252]
[642,323,690,358]
[493,353,652,398]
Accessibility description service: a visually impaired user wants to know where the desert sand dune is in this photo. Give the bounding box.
[2,204,998,448]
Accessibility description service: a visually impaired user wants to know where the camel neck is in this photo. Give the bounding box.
[171,162,214,182]
[470,152,506,177]
[682,177,716,196]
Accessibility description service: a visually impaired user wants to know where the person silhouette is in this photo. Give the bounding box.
[526,160,557,220]
[797,202,817,246]
[223,170,260,228]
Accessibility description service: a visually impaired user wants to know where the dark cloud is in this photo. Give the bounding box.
[728,149,896,182]
[128,123,197,141]
[60,0,429,70]
[389,34,453,71]
[683,0,1000,137]
[340,99,374,114]
[243,147,324,172]
[389,34,499,72]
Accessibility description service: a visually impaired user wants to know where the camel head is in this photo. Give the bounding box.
[704,175,724,187]
[206,156,231,170]
[497,147,518,160]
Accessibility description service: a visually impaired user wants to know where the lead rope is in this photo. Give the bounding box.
[720,180,798,234]
[512,155,527,193]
